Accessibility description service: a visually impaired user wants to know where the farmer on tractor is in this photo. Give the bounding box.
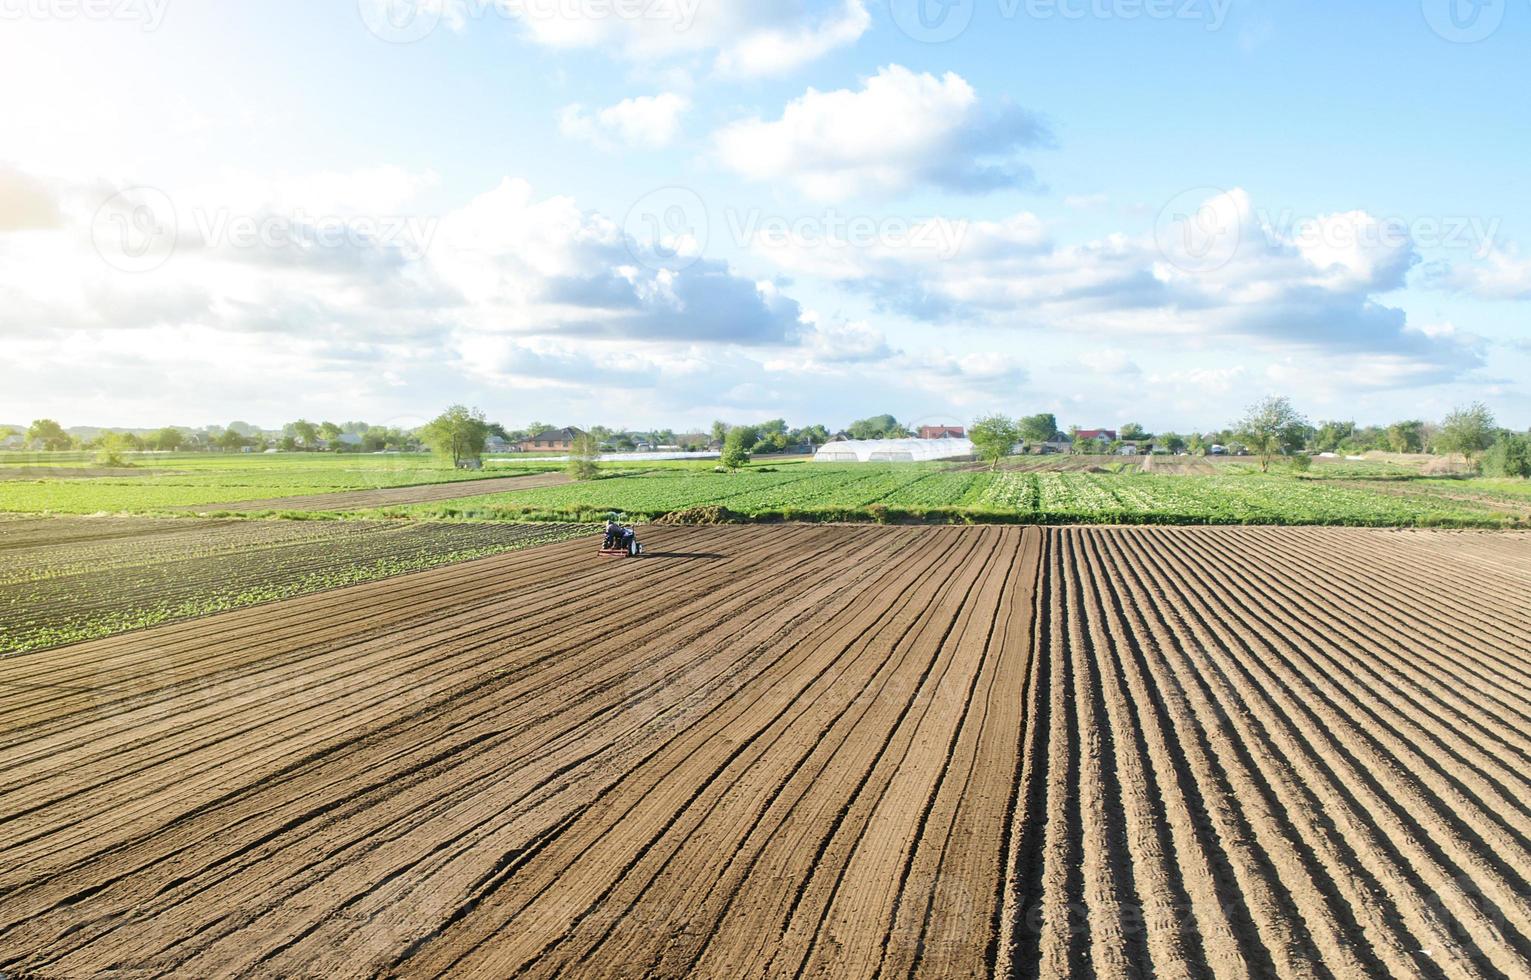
[600,515,642,557]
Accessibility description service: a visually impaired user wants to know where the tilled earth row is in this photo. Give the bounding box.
[1,525,1527,978]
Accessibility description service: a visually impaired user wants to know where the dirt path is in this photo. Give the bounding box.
[171,470,571,513]
[1,525,1527,977]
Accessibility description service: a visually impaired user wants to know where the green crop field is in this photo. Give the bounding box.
[1,453,1525,528]
[356,462,1526,529]
[0,516,590,654]
[0,453,563,514]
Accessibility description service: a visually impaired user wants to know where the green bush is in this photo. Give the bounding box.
[1483,434,1531,478]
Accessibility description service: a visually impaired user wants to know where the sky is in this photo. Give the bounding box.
[1,0,1528,434]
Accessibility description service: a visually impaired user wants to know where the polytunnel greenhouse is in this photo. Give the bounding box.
[812,438,976,463]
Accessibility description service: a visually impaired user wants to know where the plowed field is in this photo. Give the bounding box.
[1,525,1527,978]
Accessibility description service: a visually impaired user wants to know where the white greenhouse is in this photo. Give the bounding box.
[813,438,976,463]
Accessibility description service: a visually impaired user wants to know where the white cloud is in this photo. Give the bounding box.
[714,65,1049,200]
[506,0,870,77]
[1422,244,1531,301]
[751,188,1480,385]
[559,93,690,150]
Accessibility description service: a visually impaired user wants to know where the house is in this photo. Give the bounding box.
[1117,442,1141,456]
[518,426,585,453]
[0,434,24,450]
[484,435,512,454]
[1074,428,1118,443]
[336,433,364,450]
[919,425,967,440]
[1035,435,1073,455]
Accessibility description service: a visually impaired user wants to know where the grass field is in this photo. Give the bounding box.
[3,524,1526,977]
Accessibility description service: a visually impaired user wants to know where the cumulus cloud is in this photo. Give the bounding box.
[1421,244,1531,301]
[0,166,814,421]
[751,188,1481,385]
[559,93,690,149]
[506,0,870,77]
[715,66,1050,200]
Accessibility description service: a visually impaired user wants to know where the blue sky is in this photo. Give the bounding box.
[1,0,1527,433]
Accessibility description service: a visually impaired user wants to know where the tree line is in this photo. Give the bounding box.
[966,399,1531,477]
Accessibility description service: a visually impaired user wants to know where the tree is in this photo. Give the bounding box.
[145,427,184,451]
[1187,433,1207,456]
[1436,403,1497,467]
[362,426,389,452]
[420,405,490,468]
[1018,413,1058,446]
[969,415,1020,471]
[1386,420,1426,454]
[95,431,139,467]
[1482,433,1531,478]
[216,427,247,452]
[318,422,343,445]
[721,427,753,471]
[792,424,831,446]
[526,421,556,438]
[1161,433,1187,454]
[1236,396,1310,473]
[27,419,72,451]
[1482,434,1531,478]
[847,414,908,440]
[711,420,729,446]
[1313,421,1356,453]
[1119,422,1150,442]
[287,419,319,449]
[567,431,602,481]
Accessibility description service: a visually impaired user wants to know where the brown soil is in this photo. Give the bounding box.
[1,525,1527,978]
[172,471,572,513]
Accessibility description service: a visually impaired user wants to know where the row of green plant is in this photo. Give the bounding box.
[0,455,565,514]
[328,466,1521,529]
[1,521,591,654]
